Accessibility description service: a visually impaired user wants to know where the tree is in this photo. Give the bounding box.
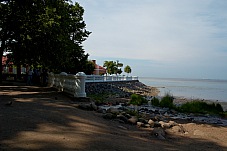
[103,60,123,75]
[0,1,12,83]
[82,60,95,75]
[124,65,132,76]
[103,61,116,75]
[115,60,123,75]
[0,0,91,83]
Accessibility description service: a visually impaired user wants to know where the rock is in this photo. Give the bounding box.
[128,116,138,125]
[116,114,128,123]
[138,118,147,124]
[159,121,171,129]
[148,119,155,128]
[90,102,98,110]
[103,113,116,120]
[137,122,145,128]
[107,107,120,114]
[154,115,163,121]
[154,121,161,127]
[164,112,169,117]
[152,127,166,140]
[168,121,178,127]
[144,124,151,128]
[123,113,131,119]
[97,107,105,113]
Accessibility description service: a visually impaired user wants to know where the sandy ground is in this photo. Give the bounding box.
[0,82,227,151]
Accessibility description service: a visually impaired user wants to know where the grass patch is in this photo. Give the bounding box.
[151,97,160,106]
[178,100,224,115]
[87,93,109,105]
[129,94,147,105]
[159,93,175,109]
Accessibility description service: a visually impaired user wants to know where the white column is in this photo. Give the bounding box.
[59,72,67,91]
[74,72,86,97]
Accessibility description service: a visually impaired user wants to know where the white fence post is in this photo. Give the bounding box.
[74,72,86,97]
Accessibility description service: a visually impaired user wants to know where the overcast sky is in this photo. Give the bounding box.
[73,0,227,79]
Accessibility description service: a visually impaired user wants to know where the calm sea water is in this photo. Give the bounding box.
[139,77,227,102]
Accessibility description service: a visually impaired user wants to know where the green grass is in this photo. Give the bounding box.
[150,93,225,116]
[159,93,175,109]
[178,100,224,115]
[129,94,147,105]
[151,97,160,106]
[87,93,109,105]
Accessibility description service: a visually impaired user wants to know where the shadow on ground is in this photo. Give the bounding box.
[0,82,226,151]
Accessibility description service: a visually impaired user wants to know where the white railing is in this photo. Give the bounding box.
[85,75,138,82]
[48,72,86,97]
[48,73,139,98]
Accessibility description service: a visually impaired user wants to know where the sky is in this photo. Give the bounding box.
[73,0,227,79]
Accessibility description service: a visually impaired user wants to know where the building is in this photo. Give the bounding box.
[92,60,106,75]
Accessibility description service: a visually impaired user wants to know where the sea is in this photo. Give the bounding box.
[139,77,227,102]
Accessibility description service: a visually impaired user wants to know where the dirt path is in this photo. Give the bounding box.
[0,82,227,151]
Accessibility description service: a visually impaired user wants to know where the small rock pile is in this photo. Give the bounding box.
[78,102,190,140]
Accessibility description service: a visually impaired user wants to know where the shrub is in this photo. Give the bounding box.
[129,94,146,105]
[180,100,224,115]
[88,93,108,105]
[160,93,175,109]
[215,103,224,113]
[151,97,160,106]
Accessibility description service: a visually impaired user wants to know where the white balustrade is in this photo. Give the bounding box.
[48,73,138,98]
[86,75,138,82]
[48,72,87,98]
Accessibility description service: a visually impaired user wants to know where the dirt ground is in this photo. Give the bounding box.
[0,82,227,151]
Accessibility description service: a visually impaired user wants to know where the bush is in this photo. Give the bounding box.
[151,97,160,106]
[179,100,224,115]
[129,94,147,105]
[88,93,108,105]
[160,93,175,109]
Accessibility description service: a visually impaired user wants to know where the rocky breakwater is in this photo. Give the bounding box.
[85,81,159,98]
[78,102,227,140]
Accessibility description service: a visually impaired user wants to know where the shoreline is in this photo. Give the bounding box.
[140,77,227,104]
[86,80,227,112]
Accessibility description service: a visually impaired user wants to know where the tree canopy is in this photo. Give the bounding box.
[0,0,92,82]
[103,60,125,75]
[124,65,132,76]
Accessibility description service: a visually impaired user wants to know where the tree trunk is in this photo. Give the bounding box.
[0,41,5,84]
